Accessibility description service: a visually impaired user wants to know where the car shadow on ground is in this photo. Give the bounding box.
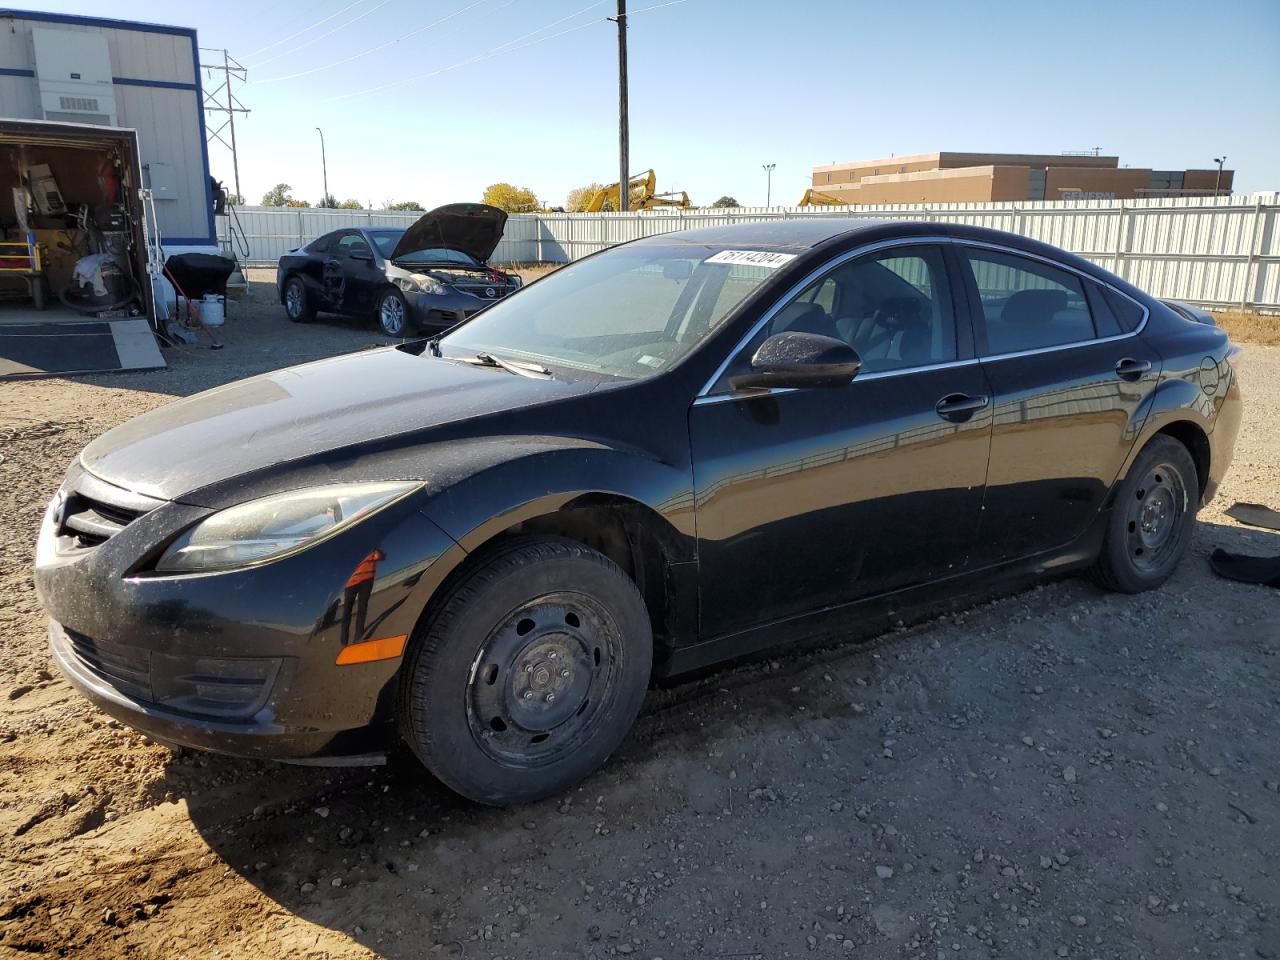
[168,517,1280,958]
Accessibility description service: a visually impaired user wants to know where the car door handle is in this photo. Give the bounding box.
[1115,357,1151,381]
[935,393,989,422]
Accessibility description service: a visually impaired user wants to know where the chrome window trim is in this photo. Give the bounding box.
[695,235,1152,401]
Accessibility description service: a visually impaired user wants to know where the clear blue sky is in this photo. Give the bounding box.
[17,0,1280,207]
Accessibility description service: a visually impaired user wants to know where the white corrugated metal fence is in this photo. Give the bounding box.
[220,194,1280,311]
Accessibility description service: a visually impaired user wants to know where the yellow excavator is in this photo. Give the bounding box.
[585,170,691,212]
[797,188,851,207]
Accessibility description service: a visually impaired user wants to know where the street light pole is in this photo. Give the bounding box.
[762,163,776,207]
[1213,156,1226,197]
[316,127,329,206]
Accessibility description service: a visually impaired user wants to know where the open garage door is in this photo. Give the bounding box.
[0,118,163,378]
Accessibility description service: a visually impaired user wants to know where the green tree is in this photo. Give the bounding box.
[337,198,362,209]
[482,182,540,213]
[261,182,293,206]
[286,198,311,208]
[226,192,245,205]
[388,200,424,211]
[317,193,339,208]
[711,195,741,208]
[565,183,604,212]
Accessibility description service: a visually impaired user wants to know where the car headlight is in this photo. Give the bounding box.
[155,481,420,574]
[394,273,447,296]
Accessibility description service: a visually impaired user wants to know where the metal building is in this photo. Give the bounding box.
[0,9,219,376]
[0,9,215,250]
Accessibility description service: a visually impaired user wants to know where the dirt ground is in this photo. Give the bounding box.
[1,272,1277,959]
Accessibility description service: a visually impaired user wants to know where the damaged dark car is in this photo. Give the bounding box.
[38,219,1241,806]
[276,202,521,336]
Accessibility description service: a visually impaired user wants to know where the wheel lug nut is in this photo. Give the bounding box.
[522,691,534,700]
[560,669,570,679]
[545,693,556,703]
[548,651,558,659]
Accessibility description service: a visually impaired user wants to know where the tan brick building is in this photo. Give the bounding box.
[809,152,1233,204]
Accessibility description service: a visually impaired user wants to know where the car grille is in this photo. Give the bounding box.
[65,629,152,702]
[452,278,515,299]
[56,472,160,550]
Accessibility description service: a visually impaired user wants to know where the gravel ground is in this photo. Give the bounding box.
[1,271,1277,959]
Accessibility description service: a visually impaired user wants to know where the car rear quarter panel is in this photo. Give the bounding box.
[1117,306,1240,503]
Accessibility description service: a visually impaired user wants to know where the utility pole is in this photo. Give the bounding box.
[199,48,249,201]
[1213,156,1227,197]
[316,127,329,206]
[762,163,776,207]
[610,0,629,211]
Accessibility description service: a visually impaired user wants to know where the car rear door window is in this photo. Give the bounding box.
[963,249,1096,355]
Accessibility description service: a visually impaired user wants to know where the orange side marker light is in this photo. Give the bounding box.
[335,634,408,665]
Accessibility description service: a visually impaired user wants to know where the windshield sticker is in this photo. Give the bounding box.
[637,355,665,368]
[705,250,797,269]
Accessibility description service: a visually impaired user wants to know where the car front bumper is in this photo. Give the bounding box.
[404,288,507,330]
[34,466,460,764]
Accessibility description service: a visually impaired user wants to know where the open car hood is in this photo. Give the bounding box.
[389,203,509,263]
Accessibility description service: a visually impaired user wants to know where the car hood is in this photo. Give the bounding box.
[79,346,595,503]
[389,203,508,263]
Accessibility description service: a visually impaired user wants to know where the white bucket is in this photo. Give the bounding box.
[200,293,225,327]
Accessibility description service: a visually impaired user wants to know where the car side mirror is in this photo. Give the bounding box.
[729,331,861,391]
[349,251,373,262]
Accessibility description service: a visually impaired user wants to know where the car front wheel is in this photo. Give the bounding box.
[377,288,409,337]
[1090,435,1198,593]
[398,536,652,806]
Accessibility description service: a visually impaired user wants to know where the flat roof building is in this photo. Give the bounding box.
[809,151,1234,205]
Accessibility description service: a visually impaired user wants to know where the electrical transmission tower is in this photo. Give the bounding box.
[199,48,249,201]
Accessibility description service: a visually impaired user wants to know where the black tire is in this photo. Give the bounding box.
[1089,435,1198,593]
[399,536,652,806]
[283,276,314,322]
[376,287,409,337]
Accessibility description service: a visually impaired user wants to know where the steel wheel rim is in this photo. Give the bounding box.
[466,592,620,768]
[380,294,405,335]
[286,282,301,318]
[1124,461,1187,572]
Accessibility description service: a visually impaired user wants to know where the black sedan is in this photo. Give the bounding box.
[37,219,1241,805]
[275,203,521,336]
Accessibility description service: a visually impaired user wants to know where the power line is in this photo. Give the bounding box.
[253,0,492,83]
[240,0,370,61]
[249,0,397,70]
[333,0,690,102]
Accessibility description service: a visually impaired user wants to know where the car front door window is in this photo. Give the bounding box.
[690,244,992,640]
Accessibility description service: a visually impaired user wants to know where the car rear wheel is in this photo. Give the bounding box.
[398,536,652,806]
[1090,435,1198,593]
[284,276,313,322]
[377,288,409,337]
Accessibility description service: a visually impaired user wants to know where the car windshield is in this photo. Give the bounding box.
[438,243,787,380]
[368,231,479,266]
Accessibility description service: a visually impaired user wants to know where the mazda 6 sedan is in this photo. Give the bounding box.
[36,219,1242,805]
